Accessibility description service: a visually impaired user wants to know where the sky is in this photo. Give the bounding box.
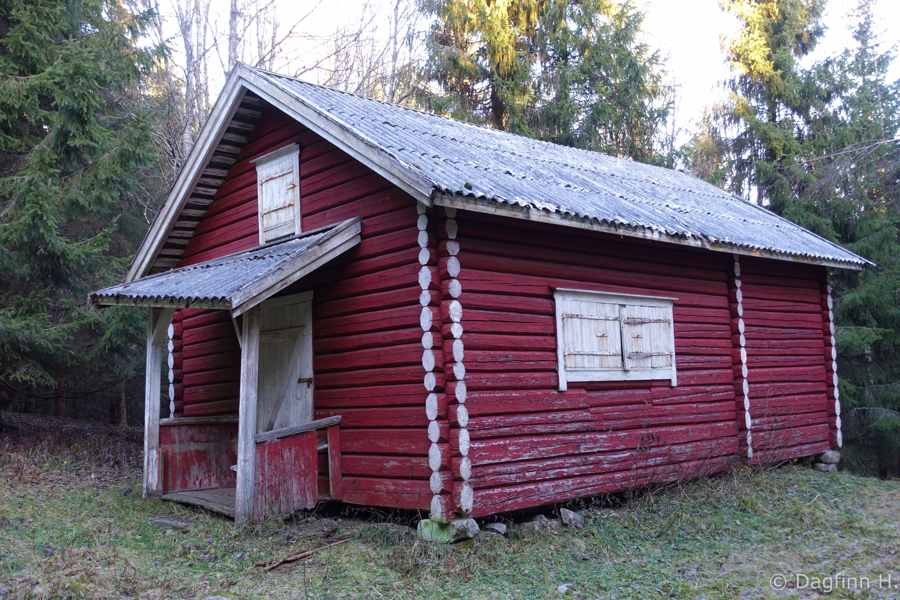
[639,0,900,140]
[160,0,900,142]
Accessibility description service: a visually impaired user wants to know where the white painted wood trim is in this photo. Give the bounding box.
[231,314,243,350]
[258,290,313,308]
[238,67,434,206]
[255,143,301,245]
[669,308,678,387]
[555,294,568,392]
[254,415,341,443]
[235,306,260,524]
[127,77,249,281]
[251,143,300,166]
[91,297,230,311]
[554,288,678,306]
[143,308,172,499]
[566,368,674,383]
[151,308,175,346]
[433,192,866,272]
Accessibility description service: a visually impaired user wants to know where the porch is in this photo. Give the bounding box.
[88,219,361,523]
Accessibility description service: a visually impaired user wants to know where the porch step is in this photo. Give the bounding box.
[162,487,236,518]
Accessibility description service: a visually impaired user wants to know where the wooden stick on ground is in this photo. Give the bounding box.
[261,534,355,572]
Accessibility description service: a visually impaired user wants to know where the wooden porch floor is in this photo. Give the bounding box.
[161,487,236,518]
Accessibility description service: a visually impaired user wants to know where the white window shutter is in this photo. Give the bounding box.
[622,303,675,383]
[560,297,622,372]
[253,144,300,244]
[555,289,677,388]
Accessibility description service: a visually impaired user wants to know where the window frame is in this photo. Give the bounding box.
[554,288,677,391]
[253,143,301,245]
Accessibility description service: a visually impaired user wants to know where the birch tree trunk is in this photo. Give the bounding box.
[228,0,241,73]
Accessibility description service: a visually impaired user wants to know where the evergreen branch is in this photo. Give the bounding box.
[0,71,41,81]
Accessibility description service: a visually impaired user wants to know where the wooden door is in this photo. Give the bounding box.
[256,292,313,434]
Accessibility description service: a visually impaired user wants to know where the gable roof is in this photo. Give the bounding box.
[129,64,869,280]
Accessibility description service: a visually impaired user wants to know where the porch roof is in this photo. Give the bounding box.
[89,218,361,316]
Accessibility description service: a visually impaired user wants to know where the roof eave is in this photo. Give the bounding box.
[433,191,868,272]
[127,71,251,282]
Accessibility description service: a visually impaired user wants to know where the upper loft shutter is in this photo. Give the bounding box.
[254,144,300,244]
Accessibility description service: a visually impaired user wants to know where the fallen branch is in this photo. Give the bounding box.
[260,534,355,572]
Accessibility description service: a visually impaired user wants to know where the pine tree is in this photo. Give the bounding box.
[0,0,164,416]
[420,0,673,162]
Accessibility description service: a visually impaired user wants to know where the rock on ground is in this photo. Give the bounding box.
[518,514,561,534]
[814,462,837,472]
[559,508,586,528]
[816,450,841,465]
[416,518,479,543]
[483,522,507,535]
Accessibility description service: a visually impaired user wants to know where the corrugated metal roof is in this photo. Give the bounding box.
[90,219,360,312]
[252,67,868,269]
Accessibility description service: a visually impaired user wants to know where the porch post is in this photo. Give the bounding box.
[235,306,260,524]
[144,307,173,498]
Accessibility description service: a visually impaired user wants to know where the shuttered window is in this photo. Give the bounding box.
[554,289,677,390]
[254,144,300,244]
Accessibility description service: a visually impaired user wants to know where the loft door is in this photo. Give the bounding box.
[256,292,313,434]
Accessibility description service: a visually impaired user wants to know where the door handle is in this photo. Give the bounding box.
[297,377,313,387]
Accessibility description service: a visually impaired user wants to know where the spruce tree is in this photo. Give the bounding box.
[718,0,826,213]
[0,0,164,417]
[699,0,900,474]
[800,0,900,474]
[420,0,673,162]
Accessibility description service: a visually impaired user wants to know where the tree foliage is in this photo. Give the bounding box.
[0,0,163,404]
[687,0,900,474]
[420,0,673,163]
[717,0,826,213]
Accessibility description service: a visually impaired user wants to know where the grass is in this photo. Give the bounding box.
[1,414,899,599]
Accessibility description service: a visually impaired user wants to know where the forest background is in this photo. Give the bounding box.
[1,0,898,476]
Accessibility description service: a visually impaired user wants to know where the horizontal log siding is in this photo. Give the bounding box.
[266,107,430,510]
[172,105,307,417]
[740,258,831,463]
[453,213,741,517]
[170,106,430,510]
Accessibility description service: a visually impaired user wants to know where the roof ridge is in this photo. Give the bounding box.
[251,65,511,135]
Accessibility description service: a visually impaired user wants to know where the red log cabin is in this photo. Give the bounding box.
[89,65,868,525]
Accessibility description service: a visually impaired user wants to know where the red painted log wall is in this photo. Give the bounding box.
[163,101,834,517]
[449,212,745,517]
[739,258,831,463]
[169,104,430,510]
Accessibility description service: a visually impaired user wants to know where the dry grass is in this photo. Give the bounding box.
[2,414,899,599]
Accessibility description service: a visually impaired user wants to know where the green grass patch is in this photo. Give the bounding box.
[1,417,899,599]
